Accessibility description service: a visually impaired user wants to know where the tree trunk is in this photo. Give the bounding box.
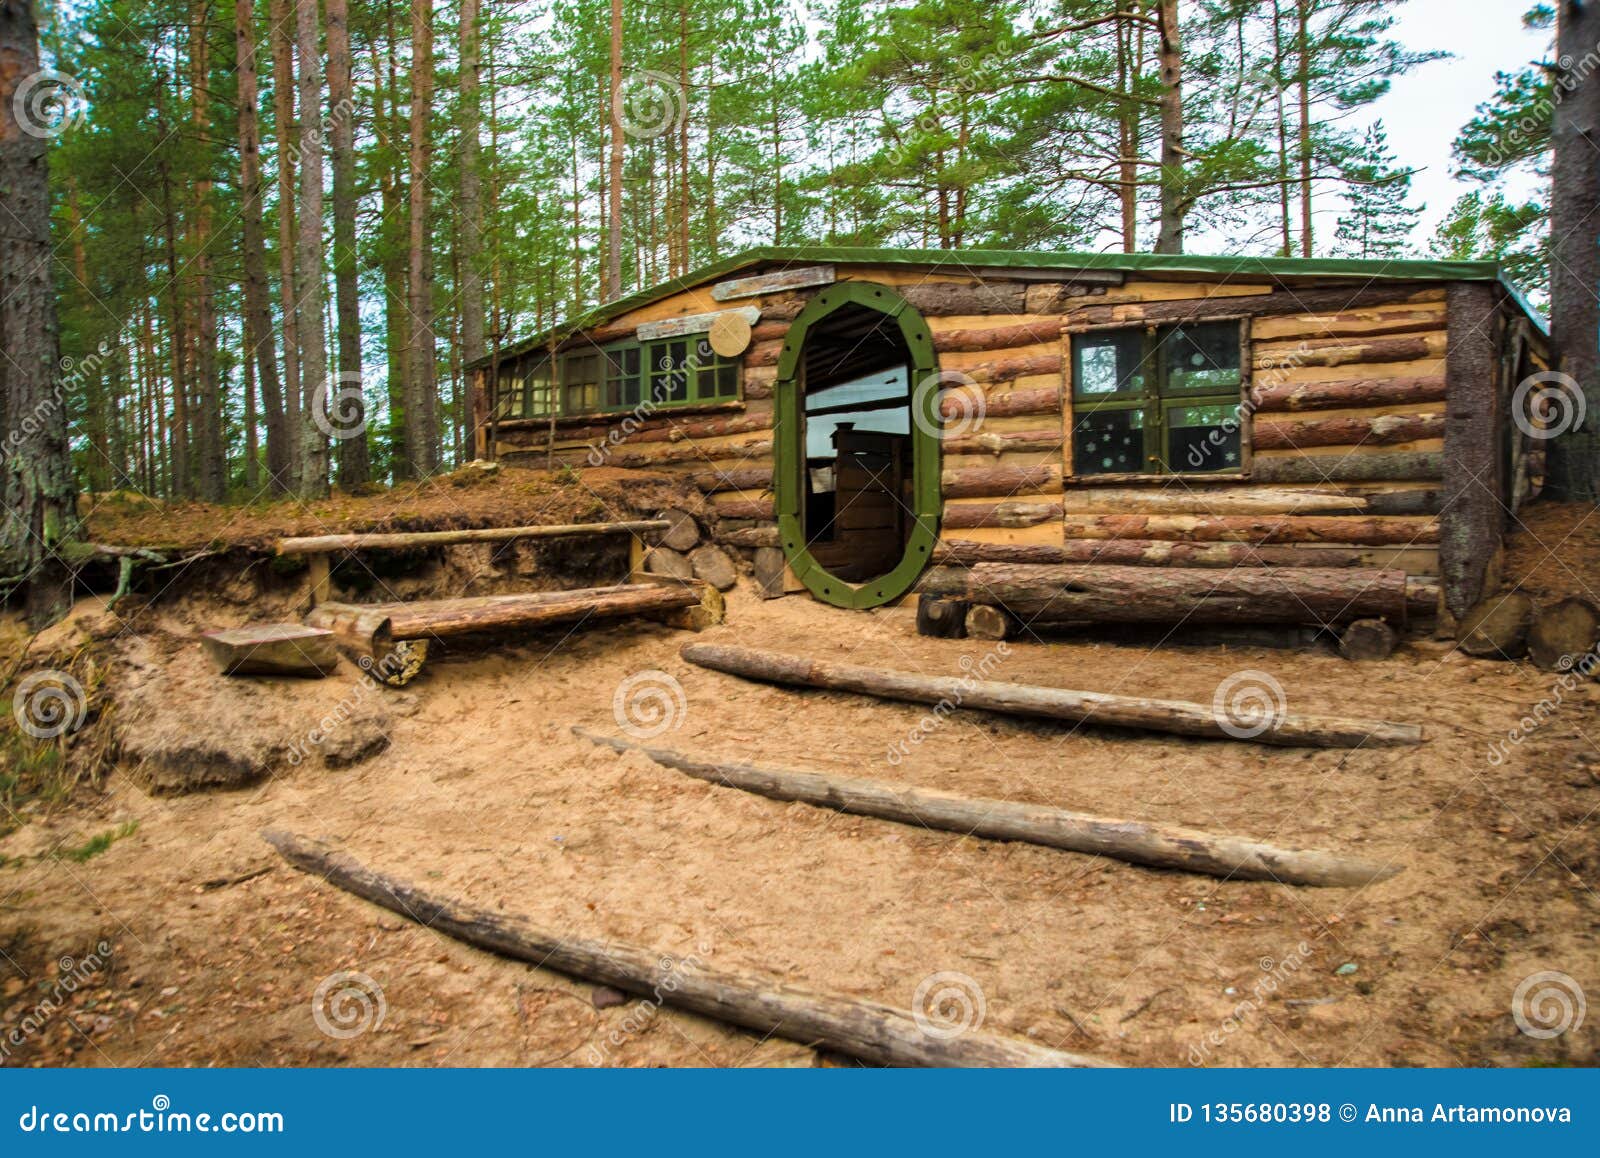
[1296,0,1313,257]
[269,0,301,481]
[457,0,486,382]
[406,0,439,476]
[1546,0,1600,500]
[1154,0,1184,253]
[235,0,289,492]
[293,0,330,496]
[188,1,226,501]
[374,5,410,480]
[0,0,76,621]
[605,0,623,298]
[576,728,1402,887]
[264,830,1111,1067]
[680,644,1425,748]
[326,0,369,485]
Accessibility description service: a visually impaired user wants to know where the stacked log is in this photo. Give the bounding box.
[917,563,1411,627]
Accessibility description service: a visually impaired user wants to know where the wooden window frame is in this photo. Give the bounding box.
[497,357,554,419]
[1068,319,1251,481]
[559,349,604,415]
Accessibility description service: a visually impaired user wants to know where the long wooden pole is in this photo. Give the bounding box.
[263,831,1114,1067]
[278,519,667,554]
[573,729,1401,887]
[679,644,1424,749]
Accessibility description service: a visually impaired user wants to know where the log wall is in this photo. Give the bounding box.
[485,264,1545,616]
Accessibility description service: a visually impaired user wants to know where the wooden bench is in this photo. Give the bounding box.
[276,519,671,608]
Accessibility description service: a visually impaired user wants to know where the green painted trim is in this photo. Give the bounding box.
[467,245,1545,371]
[774,281,940,610]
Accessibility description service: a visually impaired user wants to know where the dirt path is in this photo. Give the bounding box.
[4,575,1597,1069]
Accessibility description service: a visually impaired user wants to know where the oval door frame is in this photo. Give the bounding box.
[773,281,943,610]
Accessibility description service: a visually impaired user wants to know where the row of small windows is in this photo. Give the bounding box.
[494,336,741,420]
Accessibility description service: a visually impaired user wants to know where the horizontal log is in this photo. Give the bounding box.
[1249,375,1447,413]
[264,831,1109,1068]
[1252,332,1447,370]
[935,537,1435,571]
[1024,280,1118,312]
[575,729,1400,887]
[717,525,782,548]
[918,563,1410,626]
[960,353,1063,385]
[1251,304,1446,341]
[1253,412,1445,451]
[900,281,1028,315]
[940,385,1059,422]
[1059,485,1441,518]
[680,643,1425,748]
[1250,450,1443,483]
[622,414,772,445]
[745,339,784,368]
[712,498,776,521]
[1059,514,1438,545]
[312,583,704,644]
[277,520,669,555]
[932,320,1062,353]
[943,501,1064,529]
[941,465,1063,499]
[943,429,1065,456]
[689,467,772,494]
[1069,283,1443,329]
[608,438,773,468]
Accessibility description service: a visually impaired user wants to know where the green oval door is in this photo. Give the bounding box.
[773,282,942,610]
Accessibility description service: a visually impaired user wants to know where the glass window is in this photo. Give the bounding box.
[644,337,740,406]
[495,359,552,419]
[561,352,603,414]
[1070,321,1244,476]
[524,360,553,418]
[604,344,642,409]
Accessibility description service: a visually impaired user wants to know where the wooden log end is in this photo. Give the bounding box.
[1457,592,1537,659]
[1338,619,1399,662]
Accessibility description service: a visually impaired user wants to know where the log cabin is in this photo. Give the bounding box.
[465,247,1549,632]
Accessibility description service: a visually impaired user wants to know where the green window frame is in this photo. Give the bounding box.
[1070,320,1247,476]
[603,342,643,409]
[560,350,604,414]
[643,336,741,407]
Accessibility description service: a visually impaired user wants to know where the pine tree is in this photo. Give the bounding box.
[1332,123,1418,258]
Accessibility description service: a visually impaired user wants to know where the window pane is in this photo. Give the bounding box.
[1166,403,1242,472]
[1072,407,1146,475]
[1074,331,1147,397]
[1163,323,1241,392]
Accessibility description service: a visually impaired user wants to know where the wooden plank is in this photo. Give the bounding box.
[1252,412,1446,451]
[1250,374,1447,413]
[635,305,761,340]
[1067,284,1445,330]
[1252,331,1447,369]
[943,500,1064,529]
[710,265,835,301]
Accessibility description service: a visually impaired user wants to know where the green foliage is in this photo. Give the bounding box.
[1333,123,1420,259]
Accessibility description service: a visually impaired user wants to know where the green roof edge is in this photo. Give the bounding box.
[469,245,1546,371]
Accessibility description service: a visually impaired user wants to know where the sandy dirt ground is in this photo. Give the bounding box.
[3,508,1599,1069]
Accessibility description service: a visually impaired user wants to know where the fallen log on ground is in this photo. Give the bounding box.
[573,728,1402,888]
[262,830,1112,1068]
[917,563,1411,626]
[679,643,1424,748]
[1456,592,1537,659]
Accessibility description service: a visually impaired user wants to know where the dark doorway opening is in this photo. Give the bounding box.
[799,303,915,583]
